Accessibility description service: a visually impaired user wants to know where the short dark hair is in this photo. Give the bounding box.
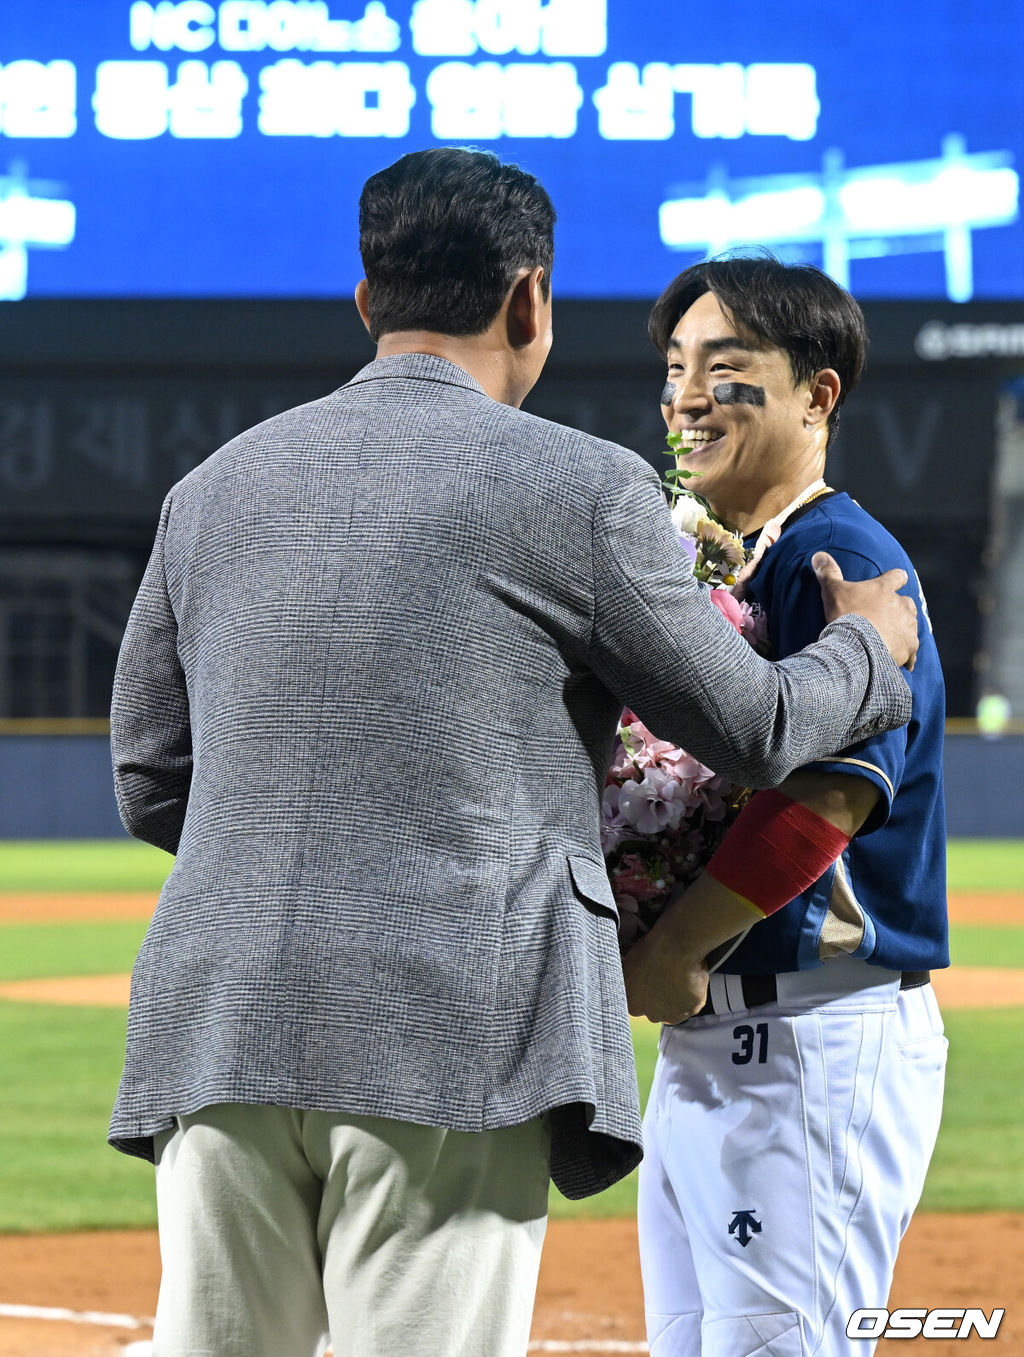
[648,254,868,446]
[358,148,556,341]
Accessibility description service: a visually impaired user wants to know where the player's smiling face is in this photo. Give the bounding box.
[660,290,829,528]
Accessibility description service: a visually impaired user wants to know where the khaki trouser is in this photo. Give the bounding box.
[152,1103,551,1357]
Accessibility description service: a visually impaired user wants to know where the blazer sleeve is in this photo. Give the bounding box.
[110,492,192,854]
[586,464,912,790]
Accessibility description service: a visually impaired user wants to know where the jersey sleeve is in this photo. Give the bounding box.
[763,532,916,836]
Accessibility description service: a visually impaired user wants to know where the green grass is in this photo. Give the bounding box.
[0,1002,156,1231]
[945,839,1024,893]
[0,999,1010,1232]
[0,837,1018,897]
[0,922,148,982]
[0,838,1021,1231]
[949,924,1024,968]
[0,839,173,892]
[922,1008,1024,1211]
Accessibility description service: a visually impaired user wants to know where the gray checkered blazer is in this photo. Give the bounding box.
[109,353,909,1198]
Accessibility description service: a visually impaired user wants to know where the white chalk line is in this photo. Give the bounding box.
[528,1345,649,1353]
[0,1304,649,1353]
[0,1301,153,1328]
[111,1349,650,1357]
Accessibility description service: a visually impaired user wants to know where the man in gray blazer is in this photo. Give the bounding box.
[109,148,917,1357]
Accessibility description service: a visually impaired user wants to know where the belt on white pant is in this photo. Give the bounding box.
[696,968,931,1017]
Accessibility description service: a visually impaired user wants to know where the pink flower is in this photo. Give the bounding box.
[664,749,716,784]
[692,773,734,821]
[709,587,745,633]
[620,716,701,779]
[607,736,640,783]
[618,768,689,834]
[639,737,688,773]
[612,852,670,901]
[614,719,657,774]
[600,784,631,852]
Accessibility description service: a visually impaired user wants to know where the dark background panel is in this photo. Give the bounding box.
[0,298,1017,718]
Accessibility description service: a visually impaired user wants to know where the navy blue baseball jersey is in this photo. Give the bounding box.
[721,491,949,975]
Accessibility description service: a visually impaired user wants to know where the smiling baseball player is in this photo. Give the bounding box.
[624,256,950,1357]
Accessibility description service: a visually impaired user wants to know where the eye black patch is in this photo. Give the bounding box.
[713,382,766,407]
[660,381,677,405]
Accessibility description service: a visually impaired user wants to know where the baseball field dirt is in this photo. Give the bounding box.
[2,888,1019,926]
[0,1214,1020,1355]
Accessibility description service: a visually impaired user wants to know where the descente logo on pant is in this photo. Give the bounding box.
[847,1309,1005,1340]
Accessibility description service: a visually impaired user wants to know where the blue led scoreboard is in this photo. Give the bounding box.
[1,0,1022,300]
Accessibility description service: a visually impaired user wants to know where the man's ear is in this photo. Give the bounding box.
[807,368,841,428]
[505,266,546,349]
[354,278,372,334]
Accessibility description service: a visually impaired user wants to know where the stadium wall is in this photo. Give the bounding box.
[1,732,1021,840]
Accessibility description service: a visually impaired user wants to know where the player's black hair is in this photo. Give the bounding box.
[648,253,868,447]
[358,147,556,341]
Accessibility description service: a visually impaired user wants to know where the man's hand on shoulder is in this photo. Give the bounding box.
[813,551,919,671]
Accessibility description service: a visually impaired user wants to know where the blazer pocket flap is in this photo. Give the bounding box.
[568,854,618,919]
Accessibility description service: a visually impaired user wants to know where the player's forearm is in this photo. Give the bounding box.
[642,872,763,964]
[642,773,882,969]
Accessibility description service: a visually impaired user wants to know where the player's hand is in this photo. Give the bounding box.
[622,931,710,1025]
[813,551,919,672]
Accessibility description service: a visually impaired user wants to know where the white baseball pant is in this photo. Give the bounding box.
[638,956,947,1357]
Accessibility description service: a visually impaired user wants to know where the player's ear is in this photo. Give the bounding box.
[806,369,840,429]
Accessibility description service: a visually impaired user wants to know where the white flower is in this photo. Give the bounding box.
[671,493,705,536]
[618,768,688,835]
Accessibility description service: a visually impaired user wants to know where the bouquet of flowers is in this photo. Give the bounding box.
[603,707,751,948]
[604,453,769,949]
